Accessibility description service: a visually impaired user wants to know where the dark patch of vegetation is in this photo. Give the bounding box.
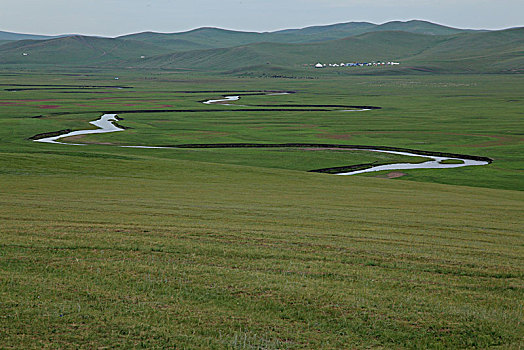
[27,129,72,140]
[309,162,378,174]
[439,159,465,164]
[114,116,132,130]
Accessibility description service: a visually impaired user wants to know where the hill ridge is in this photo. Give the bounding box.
[1,24,522,74]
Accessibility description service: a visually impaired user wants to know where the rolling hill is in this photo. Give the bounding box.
[118,20,472,50]
[0,35,171,65]
[275,19,475,40]
[131,31,441,69]
[119,28,282,51]
[401,28,524,73]
[0,21,521,74]
[130,28,524,74]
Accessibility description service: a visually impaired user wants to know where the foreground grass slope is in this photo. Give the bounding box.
[1,155,523,348]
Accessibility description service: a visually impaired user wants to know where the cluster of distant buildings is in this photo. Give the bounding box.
[314,62,400,68]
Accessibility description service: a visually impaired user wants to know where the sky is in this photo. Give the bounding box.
[1,0,523,37]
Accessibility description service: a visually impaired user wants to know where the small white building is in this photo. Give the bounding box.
[315,63,323,68]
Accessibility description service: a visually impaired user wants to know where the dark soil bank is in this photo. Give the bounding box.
[28,129,72,140]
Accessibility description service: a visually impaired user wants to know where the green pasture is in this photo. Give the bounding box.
[0,69,523,348]
[0,70,521,189]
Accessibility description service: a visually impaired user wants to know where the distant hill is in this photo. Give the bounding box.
[119,27,305,51]
[0,35,171,65]
[0,21,521,74]
[0,30,59,41]
[117,33,211,51]
[132,31,442,70]
[401,27,524,73]
[275,21,377,36]
[367,20,477,35]
[118,20,473,50]
[275,20,473,40]
[120,28,266,51]
[130,28,524,74]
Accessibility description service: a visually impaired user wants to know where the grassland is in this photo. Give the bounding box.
[2,70,521,189]
[2,26,522,75]
[0,68,523,348]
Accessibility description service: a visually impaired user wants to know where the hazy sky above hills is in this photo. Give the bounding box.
[2,0,523,36]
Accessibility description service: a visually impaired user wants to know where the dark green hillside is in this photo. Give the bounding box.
[1,24,521,73]
[0,35,171,65]
[275,21,376,36]
[276,20,471,41]
[119,20,471,50]
[133,28,523,74]
[375,20,475,35]
[133,31,442,70]
[120,27,330,50]
[117,31,211,51]
[402,28,524,73]
[119,28,286,50]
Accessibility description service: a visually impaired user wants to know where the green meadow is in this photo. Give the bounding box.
[2,71,521,189]
[0,69,523,348]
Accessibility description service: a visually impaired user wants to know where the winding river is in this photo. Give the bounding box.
[203,95,241,105]
[32,94,491,175]
[34,114,123,146]
[333,149,488,175]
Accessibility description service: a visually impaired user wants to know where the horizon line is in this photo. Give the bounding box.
[2,19,523,39]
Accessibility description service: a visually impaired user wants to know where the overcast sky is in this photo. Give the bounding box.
[1,0,523,37]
